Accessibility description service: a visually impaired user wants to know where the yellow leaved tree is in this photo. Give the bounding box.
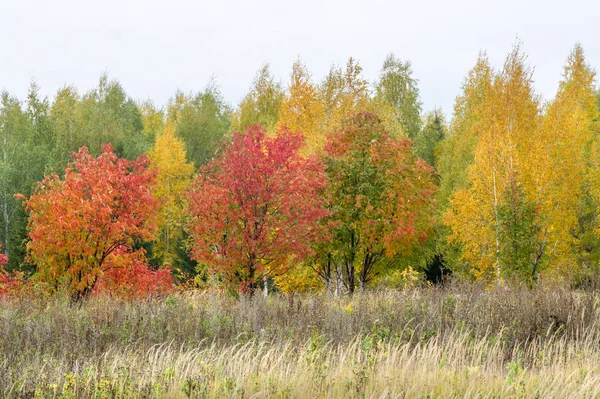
[437,54,493,210]
[278,59,326,154]
[444,45,541,283]
[148,122,195,269]
[534,44,600,277]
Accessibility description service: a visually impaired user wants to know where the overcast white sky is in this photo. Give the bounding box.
[1,0,599,118]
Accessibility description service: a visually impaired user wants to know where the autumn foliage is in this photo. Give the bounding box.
[93,248,175,300]
[20,145,160,300]
[187,125,328,293]
[2,44,599,300]
[0,244,10,298]
[0,244,30,299]
[324,113,437,293]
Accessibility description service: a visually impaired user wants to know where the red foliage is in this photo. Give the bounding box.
[0,272,30,300]
[93,247,175,300]
[0,244,30,300]
[187,126,328,292]
[0,245,11,298]
[0,250,6,271]
[19,144,159,301]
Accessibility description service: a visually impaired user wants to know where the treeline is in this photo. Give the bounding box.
[1,43,600,299]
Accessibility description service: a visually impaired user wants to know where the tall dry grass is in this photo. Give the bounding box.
[2,283,600,398]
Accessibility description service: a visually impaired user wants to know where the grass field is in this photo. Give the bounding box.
[3,283,600,398]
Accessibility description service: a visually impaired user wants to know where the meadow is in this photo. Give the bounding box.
[3,282,600,398]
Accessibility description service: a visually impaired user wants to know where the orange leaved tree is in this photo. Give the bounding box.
[0,243,10,298]
[19,144,159,301]
[324,112,438,294]
[187,126,328,294]
[93,247,175,300]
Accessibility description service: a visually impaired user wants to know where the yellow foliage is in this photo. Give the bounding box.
[273,263,323,294]
[444,44,600,282]
[444,45,540,282]
[278,59,326,154]
[377,266,422,289]
[532,45,600,275]
[437,54,493,210]
[148,122,195,266]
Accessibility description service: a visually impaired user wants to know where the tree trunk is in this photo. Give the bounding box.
[346,258,355,296]
[493,170,501,283]
[247,257,257,295]
[359,253,373,292]
[263,274,269,297]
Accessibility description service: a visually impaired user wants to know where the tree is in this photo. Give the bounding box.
[51,76,149,169]
[92,248,175,300]
[0,91,39,271]
[233,65,284,132]
[27,82,55,150]
[51,85,83,168]
[278,59,326,153]
[0,242,20,299]
[437,54,493,210]
[375,54,422,139]
[148,122,195,272]
[20,144,159,301]
[534,44,600,277]
[497,173,541,283]
[414,109,446,169]
[433,54,493,278]
[444,45,541,282]
[139,99,164,142]
[324,112,437,294]
[187,125,328,294]
[167,81,231,168]
[76,75,148,160]
[319,58,372,135]
[0,244,6,270]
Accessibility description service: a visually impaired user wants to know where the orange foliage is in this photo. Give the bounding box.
[93,247,175,300]
[19,144,159,301]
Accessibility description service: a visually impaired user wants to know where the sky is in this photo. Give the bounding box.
[1,0,599,118]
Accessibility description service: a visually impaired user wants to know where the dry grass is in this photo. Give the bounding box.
[2,283,600,398]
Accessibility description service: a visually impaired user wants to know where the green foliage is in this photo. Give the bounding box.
[0,89,48,271]
[52,75,148,168]
[318,58,373,138]
[375,54,422,139]
[234,64,283,132]
[414,109,446,169]
[78,75,147,160]
[497,175,542,282]
[167,80,231,168]
[324,112,437,293]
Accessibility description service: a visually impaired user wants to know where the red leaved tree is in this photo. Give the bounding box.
[20,144,160,301]
[0,244,10,298]
[93,247,175,300]
[187,126,328,294]
[0,243,29,300]
[0,244,6,271]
